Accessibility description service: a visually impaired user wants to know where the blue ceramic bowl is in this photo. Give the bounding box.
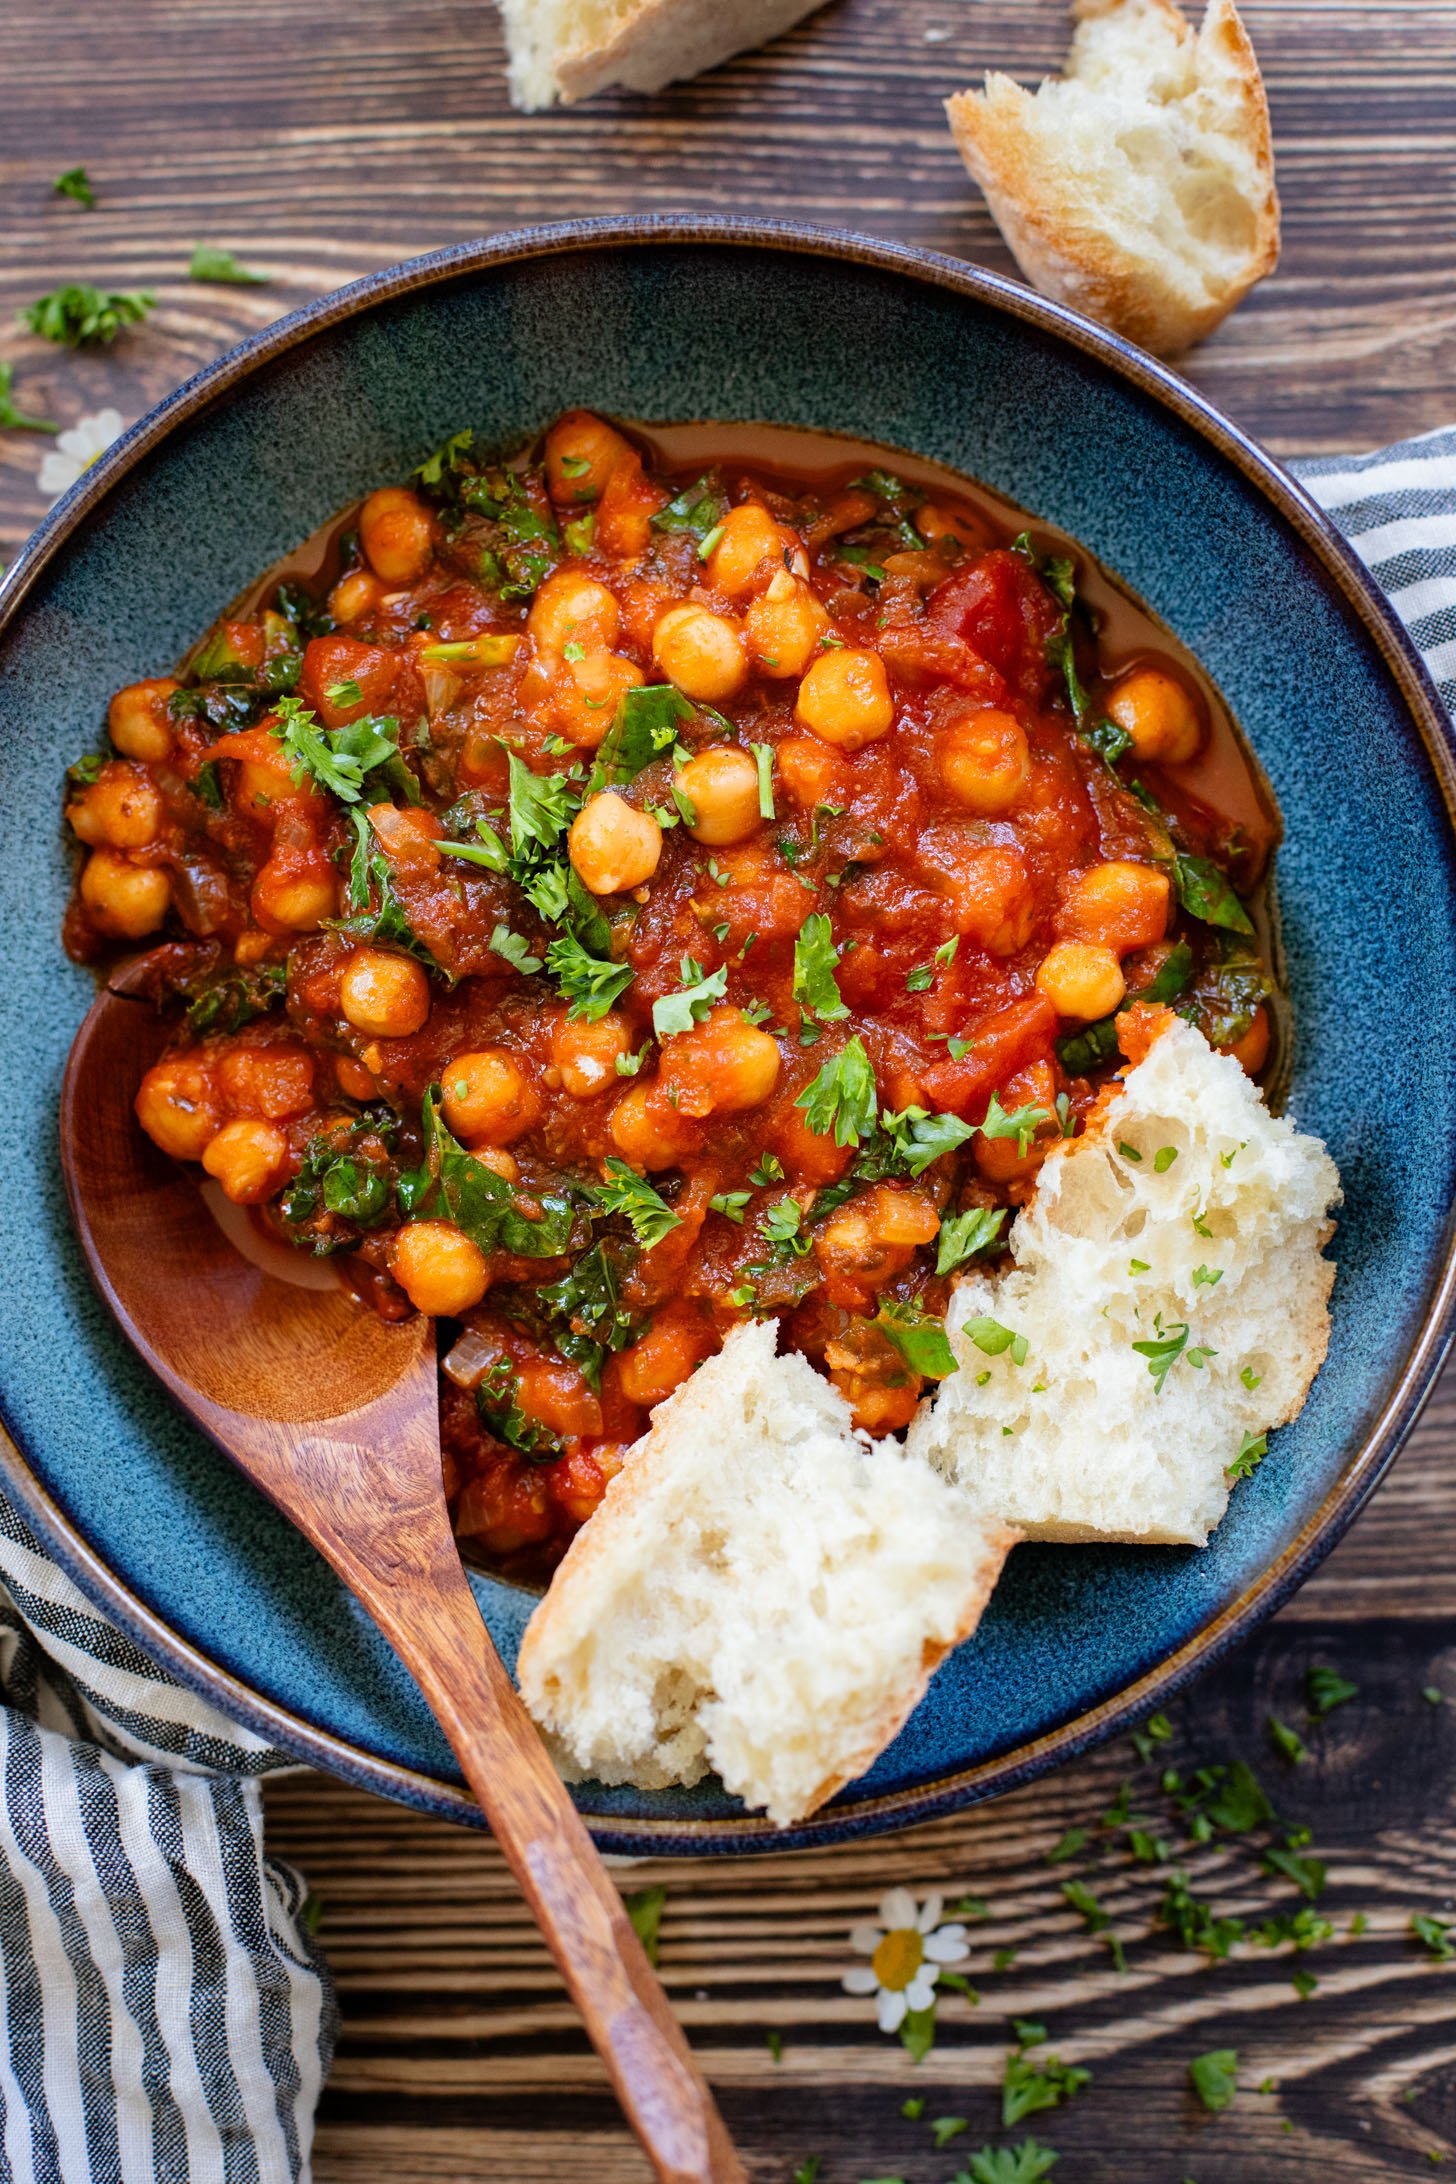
[2,220,1454,1854]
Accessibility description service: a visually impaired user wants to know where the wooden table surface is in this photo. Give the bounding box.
[6,2,1456,2176]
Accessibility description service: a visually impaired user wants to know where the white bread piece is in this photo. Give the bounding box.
[907,1018,1339,1545]
[517,1319,1015,1825]
[946,0,1279,355]
[498,0,825,110]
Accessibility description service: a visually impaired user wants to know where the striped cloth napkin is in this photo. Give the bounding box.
[0,422,1451,2182]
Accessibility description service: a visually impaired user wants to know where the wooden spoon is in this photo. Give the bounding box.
[60,967,745,2184]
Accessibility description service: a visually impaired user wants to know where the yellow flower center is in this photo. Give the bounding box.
[871,1926,924,1992]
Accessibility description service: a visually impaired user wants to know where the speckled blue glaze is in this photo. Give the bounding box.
[2,222,1454,1853]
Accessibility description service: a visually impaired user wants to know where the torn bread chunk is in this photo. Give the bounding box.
[946,0,1279,355]
[517,1319,1015,1825]
[907,1017,1339,1545]
[498,0,825,110]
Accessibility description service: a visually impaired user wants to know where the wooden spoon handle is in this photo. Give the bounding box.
[350,1545,746,2184]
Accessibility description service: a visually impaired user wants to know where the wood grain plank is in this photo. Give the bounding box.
[266,1612,1456,2180]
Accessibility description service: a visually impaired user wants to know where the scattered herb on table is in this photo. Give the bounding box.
[22,282,153,346]
[189,244,268,285]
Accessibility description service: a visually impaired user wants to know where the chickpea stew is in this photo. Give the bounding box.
[62,411,1281,1579]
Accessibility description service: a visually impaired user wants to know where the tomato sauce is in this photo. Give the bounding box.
[62,411,1282,1581]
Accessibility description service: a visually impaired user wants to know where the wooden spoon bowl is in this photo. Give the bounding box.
[60,962,744,2184]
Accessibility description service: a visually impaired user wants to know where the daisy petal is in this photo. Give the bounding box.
[848,1924,883,1957]
[877,1986,908,2034]
[917,1892,945,1933]
[879,1886,917,1931]
[905,1973,937,2012]
[842,1966,879,1995]
[924,1929,970,1964]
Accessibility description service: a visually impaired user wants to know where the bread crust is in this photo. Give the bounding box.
[518,1324,1016,1825]
[554,0,826,101]
[947,0,1279,356]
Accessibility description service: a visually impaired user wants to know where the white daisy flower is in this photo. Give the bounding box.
[39,408,125,506]
[841,1887,971,2034]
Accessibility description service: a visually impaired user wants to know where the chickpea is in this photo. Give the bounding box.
[1060,860,1171,954]
[327,568,382,624]
[607,1082,702,1170]
[794,647,894,749]
[335,1055,377,1101]
[135,1055,221,1161]
[816,1184,939,1295]
[550,1014,631,1098]
[527,569,620,659]
[652,604,747,703]
[568,791,662,895]
[661,1005,781,1116]
[440,1048,541,1145]
[1035,941,1126,1022]
[67,765,163,851]
[615,1308,716,1409]
[704,502,796,600]
[218,1044,315,1120]
[391,1222,489,1315]
[953,845,1036,957]
[776,734,850,811]
[79,850,170,939]
[251,863,337,935]
[939,705,1031,815]
[543,410,633,505]
[476,1145,520,1183]
[107,678,177,763]
[201,1119,290,1206]
[1105,667,1203,766]
[675,746,763,847]
[339,948,431,1037]
[550,649,643,748]
[745,569,829,679]
[358,486,434,586]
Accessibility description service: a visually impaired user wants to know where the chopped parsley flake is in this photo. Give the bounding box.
[593,1159,681,1247]
[1228,1430,1268,1479]
[189,244,268,285]
[1154,1144,1179,1173]
[936,1206,1007,1277]
[1307,1666,1358,1716]
[962,1316,1029,1367]
[876,1300,957,1380]
[488,924,542,974]
[1268,1715,1308,1766]
[652,955,729,1039]
[791,912,849,1022]
[1189,2048,1238,2113]
[795,1035,878,1147]
[53,167,95,207]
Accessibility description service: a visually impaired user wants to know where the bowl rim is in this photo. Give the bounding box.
[4,213,1455,1853]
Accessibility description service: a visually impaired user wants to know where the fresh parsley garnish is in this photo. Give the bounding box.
[1002,2035,1092,2125]
[963,1316,1029,1366]
[652,956,729,1039]
[980,1091,1052,1155]
[488,924,542,974]
[962,2142,1060,2184]
[189,244,268,286]
[623,1885,667,1964]
[435,820,509,873]
[1133,1315,1215,1393]
[53,167,95,207]
[1189,2048,1238,2113]
[22,282,153,346]
[1228,1429,1268,1479]
[593,1159,681,1248]
[876,1301,957,1380]
[271,697,417,806]
[546,930,635,1021]
[507,750,577,857]
[1413,1914,1454,1961]
[796,1036,878,1147]
[0,361,56,434]
[791,912,849,1023]
[709,1190,752,1223]
[879,1106,976,1177]
[1307,1666,1358,1716]
[592,684,693,787]
[936,1206,1008,1276]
